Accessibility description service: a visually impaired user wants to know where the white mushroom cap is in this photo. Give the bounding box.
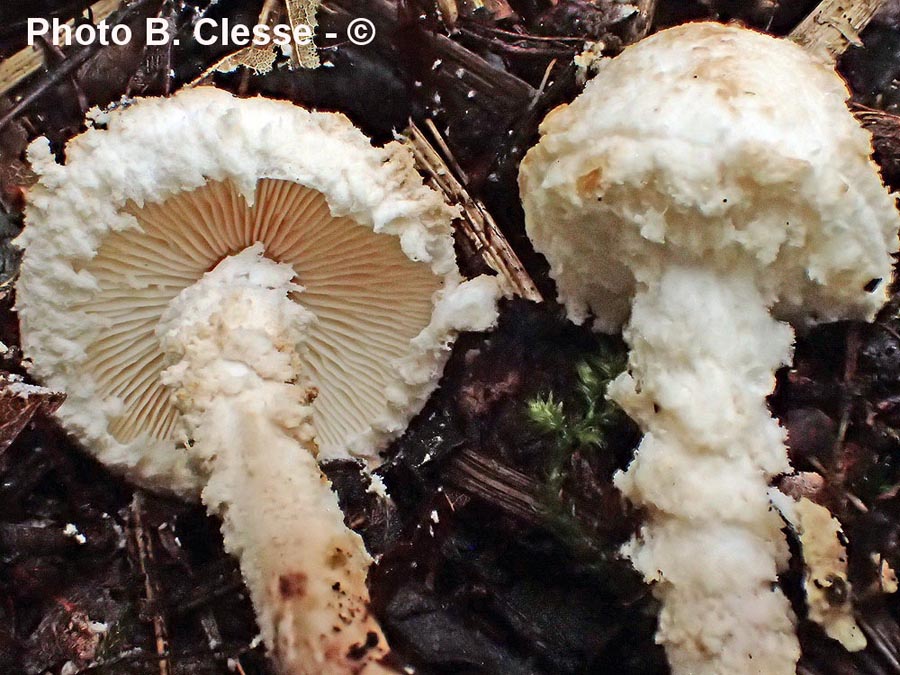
[519,22,900,675]
[17,87,500,495]
[519,21,900,332]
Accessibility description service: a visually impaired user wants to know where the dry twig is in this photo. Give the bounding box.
[129,492,171,675]
[623,0,658,44]
[0,0,158,133]
[0,0,122,97]
[445,448,544,524]
[790,0,890,62]
[406,120,543,302]
[853,104,900,190]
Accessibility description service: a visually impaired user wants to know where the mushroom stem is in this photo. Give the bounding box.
[610,264,800,675]
[191,387,391,674]
[157,245,391,674]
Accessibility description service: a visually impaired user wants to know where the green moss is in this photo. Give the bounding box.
[525,345,631,571]
[527,348,627,491]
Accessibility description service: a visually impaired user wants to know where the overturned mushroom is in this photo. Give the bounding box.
[519,22,899,675]
[16,87,500,674]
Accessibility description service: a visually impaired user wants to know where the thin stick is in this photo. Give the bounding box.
[0,0,158,133]
[72,642,257,674]
[130,492,171,675]
[406,120,543,301]
[624,0,658,43]
[37,37,90,112]
[125,0,174,97]
[858,614,900,672]
[790,0,890,62]
[445,448,544,524]
[0,0,122,97]
[423,117,468,185]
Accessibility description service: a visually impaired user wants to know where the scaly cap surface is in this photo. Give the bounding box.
[519,21,899,331]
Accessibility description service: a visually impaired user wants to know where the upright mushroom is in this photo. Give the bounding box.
[519,22,900,675]
[16,87,500,674]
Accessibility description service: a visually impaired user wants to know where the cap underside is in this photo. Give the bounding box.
[79,178,443,456]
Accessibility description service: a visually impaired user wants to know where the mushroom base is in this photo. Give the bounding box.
[610,264,800,675]
[156,247,392,674]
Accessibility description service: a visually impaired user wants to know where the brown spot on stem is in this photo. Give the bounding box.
[278,572,308,599]
[328,547,351,569]
[347,631,380,660]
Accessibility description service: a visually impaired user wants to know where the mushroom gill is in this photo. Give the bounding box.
[85,178,443,455]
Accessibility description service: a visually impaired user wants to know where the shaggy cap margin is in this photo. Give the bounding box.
[519,22,899,333]
[17,87,498,496]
